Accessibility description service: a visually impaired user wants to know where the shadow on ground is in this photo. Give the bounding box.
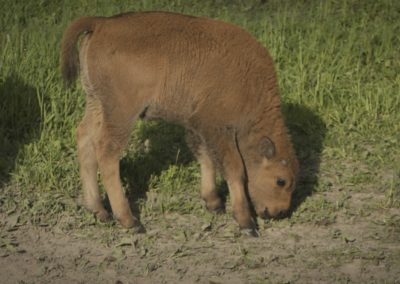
[0,75,41,187]
[116,103,325,222]
[282,103,326,213]
[119,121,194,220]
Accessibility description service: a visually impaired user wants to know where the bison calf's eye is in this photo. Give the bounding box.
[276,178,286,187]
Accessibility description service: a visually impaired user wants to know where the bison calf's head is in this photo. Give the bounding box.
[246,137,298,220]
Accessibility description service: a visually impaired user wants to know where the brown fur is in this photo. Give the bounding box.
[61,11,299,235]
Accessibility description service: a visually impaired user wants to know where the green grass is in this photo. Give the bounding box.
[0,0,399,240]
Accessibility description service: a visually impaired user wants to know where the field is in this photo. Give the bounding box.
[0,0,399,283]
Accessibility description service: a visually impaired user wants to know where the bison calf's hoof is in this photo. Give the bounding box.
[95,210,110,223]
[203,196,225,214]
[131,222,146,234]
[205,200,225,214]
[117,214,142,229]
[238,219,259,237]
[240,227,260,237]
[208,206,226,214]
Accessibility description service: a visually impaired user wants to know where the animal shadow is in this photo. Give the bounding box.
[0,75,41,187]
[118,121,194,220]
[282,103,326,213]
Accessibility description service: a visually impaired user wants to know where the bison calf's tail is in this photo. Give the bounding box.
[60,16,99,86]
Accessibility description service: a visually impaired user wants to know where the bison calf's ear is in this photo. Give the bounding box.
[259,137,275,159]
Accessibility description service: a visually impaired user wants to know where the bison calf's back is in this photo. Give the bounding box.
[61,11,298,236]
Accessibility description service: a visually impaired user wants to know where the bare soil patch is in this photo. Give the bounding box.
[1,191,399,284]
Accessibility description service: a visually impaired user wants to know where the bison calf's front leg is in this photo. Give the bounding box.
[221,144,258,237]
[227,178,258,237]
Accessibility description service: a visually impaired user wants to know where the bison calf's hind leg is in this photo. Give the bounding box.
[77,108,109,222]
[95,122,141,229]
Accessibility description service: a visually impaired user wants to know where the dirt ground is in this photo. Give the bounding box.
[1,191,399,284]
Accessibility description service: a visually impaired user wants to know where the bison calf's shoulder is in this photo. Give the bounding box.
[61,11,299,236]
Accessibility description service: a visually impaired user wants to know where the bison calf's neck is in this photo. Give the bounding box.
[61,11,299,236]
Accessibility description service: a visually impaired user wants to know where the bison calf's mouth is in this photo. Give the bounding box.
[259,208,289,220]
[61,11,299,236]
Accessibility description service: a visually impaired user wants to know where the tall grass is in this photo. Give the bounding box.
[0,0,398,216]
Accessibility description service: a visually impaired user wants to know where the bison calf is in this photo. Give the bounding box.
[61,11,298,236]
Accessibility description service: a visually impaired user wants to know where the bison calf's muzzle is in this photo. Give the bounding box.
[61,11,299,237]
[260,208,289,220]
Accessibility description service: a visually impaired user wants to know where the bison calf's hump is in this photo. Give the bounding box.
[61,11,299,236]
